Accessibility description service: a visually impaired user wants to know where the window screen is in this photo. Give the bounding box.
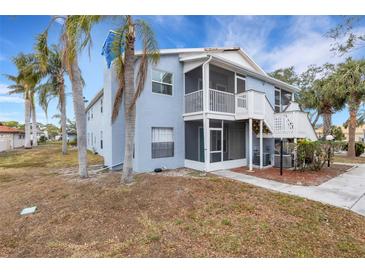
[151,127,174,158]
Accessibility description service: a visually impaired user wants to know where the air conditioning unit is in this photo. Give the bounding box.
[274,154,293,168]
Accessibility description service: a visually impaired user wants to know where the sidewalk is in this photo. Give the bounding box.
[213,164,365,217]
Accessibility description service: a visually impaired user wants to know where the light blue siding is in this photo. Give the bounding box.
[134,55,185,172]
[246,76,275,107]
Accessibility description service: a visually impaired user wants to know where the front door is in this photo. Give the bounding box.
[199,127,204,162]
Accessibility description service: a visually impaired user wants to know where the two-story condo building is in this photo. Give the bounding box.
[86,47,317,172]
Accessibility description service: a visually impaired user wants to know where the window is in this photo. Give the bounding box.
[275,87,292,112]
[87,132,90,146]
[275,87,281,112]
[152,69,173,95]
[151,127,174,158]
[100,130,103,149]
[236,76,246,94]
[100,98,103,113]
[87,111,90,121]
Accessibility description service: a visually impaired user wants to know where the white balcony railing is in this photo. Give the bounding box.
[209,89,235,113]
[184,90,203,113]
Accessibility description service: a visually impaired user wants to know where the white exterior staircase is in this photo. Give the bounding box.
[235,90,317,140]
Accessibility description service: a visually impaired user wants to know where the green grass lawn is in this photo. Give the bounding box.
[1,144,365,257]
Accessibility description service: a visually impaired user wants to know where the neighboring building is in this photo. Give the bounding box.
[30,122,48,141]
[316,125,365,142]
[0,125,25,152]
[86,47,317,172]
[86,88,104,155]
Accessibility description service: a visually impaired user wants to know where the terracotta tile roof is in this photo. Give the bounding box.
[0,125,24,134]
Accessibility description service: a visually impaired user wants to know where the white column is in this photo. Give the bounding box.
[203,117,209,171]
[260,119,263,169]
[249,118,253,171]
[202,61,210,172]
[221,120,224,162]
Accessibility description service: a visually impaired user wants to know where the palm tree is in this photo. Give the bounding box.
[106,16,159,184]
[36,44,68,154]
[38,16,103,178]
[334,58,365,157]
[298,64,346,136]
[4,53,41,148]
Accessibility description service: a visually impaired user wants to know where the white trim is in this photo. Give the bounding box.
[207,158,247,172]
[183,112,204,121]
[185,159,205,171]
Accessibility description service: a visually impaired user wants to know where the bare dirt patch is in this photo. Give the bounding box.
[232,164,353,186]
[1,144,365,257]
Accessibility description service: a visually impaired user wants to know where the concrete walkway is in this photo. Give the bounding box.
[212,164,365,217]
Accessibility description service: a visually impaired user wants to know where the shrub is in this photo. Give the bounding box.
[343,142,365,157]
[68,139,77,146]
[296,139,330,171]
[39,135,47,143]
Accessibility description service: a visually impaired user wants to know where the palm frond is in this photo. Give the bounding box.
[128,19,160,111]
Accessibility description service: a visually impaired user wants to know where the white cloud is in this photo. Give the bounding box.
[0,95,23,103]
[208,16,277,58]
[0,111,23,122]
[0,84,9,94]
[206,16,363,73]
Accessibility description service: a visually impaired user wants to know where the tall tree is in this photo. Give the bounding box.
[333,58,365,157]
[39,16,103,177]
[35,44,68,154]
[327,16,365,55]
[4,53,41,148]
[297,64,345,136]
[268,66,299,85]
[105,16,159,184]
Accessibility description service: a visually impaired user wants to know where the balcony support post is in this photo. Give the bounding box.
[260,119,263,169]
[249,118,253,171]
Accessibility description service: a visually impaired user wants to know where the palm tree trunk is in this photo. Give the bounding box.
[69,57,88,178]
[59,84,67,154]
[24,97,32,149]
[31,100,38,147]
[347,107,358,157]
[322,112,332,139]
[121,21,136,184]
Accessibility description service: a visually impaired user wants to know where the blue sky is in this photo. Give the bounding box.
[0,15,364,126]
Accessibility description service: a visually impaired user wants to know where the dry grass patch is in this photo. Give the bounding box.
[334,155,365,164]
[1,144,365,257]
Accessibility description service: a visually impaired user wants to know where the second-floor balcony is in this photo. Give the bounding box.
[183,63,316,140]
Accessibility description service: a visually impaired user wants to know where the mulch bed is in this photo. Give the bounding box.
[231,164,354,186]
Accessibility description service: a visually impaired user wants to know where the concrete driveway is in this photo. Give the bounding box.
[213,164,365,217]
